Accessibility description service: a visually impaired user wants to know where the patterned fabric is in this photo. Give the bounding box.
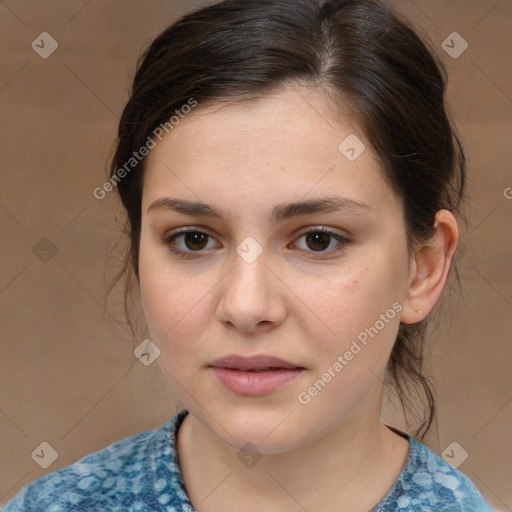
[3,409,494,511]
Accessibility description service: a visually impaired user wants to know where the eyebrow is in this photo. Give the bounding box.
[147,195,371,223]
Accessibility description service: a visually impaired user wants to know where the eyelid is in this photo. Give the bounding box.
[162,225,350,259]
[291,227,350,258]
[294,225,350,240]
[162,226,221,255]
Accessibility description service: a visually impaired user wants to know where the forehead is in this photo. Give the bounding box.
[141,85,397,218]
[146,85,360,163]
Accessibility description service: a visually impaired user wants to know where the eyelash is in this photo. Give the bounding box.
[162,227,350,260]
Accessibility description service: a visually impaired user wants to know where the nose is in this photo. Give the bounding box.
[216,248,287,334]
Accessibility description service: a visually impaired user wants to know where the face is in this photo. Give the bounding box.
[138,85,413,454]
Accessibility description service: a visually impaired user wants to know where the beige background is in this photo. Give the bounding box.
[0,0,511,510]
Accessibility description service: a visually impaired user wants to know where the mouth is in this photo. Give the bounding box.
[216,367,298,372]
[208,354,306,396]
[208,354,305,372]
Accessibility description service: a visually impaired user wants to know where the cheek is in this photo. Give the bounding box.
[139,269,212,388]
[301,262,400,339]
[140,271,204,342]
[138,236,205,351]
[296,257,404,395]
[297,274,401,414]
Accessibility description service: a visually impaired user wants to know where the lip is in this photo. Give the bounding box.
[208,354,306,396]
[208,354,304,371]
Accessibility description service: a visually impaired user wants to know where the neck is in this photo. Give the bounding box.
[176,387,409,511]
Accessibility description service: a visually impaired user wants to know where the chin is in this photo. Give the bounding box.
[203,406,310,454]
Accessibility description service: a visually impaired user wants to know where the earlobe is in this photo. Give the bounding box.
[401,210,459,324]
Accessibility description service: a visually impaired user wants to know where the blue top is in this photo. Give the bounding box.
[3,409,494,511]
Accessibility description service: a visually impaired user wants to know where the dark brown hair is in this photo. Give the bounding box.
[108,0,466,442]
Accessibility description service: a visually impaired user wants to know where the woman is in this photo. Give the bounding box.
[4,0,495,510]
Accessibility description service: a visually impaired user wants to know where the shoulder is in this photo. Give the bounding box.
[375,436,495,511]
[2,412,191,512]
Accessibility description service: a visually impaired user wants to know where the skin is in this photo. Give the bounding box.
[138,84,458,511]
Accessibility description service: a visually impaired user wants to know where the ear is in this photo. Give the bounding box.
[401,209,459,324]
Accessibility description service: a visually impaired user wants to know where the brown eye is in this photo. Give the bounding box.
[163,226,349,260]
[293,228,349,254]
[182,232,209,251]
[163,229,220,258]
[305,231,331,251]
